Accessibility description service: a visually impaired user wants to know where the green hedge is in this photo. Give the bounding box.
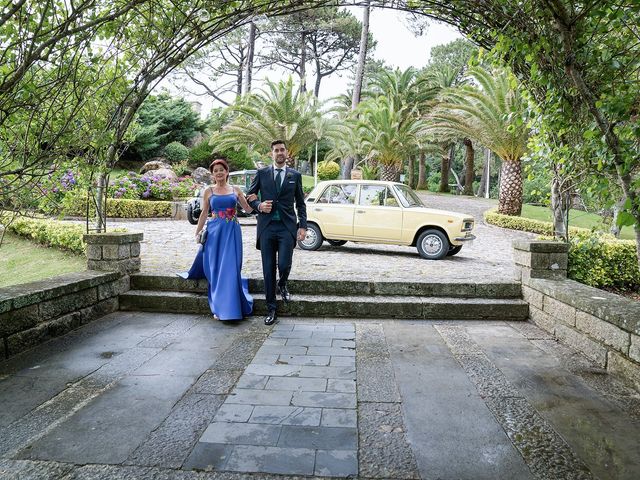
[64,192,172,218]
[484,209,588,236]
[6,217,87,254]
[317,161,340,181]
[567,232,639,290]
[485,209,639,290]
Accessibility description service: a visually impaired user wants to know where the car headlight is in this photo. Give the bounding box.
[462,220,474,231]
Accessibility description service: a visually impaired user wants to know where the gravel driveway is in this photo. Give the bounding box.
[111,193,534,283]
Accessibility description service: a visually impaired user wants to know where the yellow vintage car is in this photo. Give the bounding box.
[298,180,476,260]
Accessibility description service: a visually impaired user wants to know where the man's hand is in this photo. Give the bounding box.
[259,200,273,213]
[297,228,307,241]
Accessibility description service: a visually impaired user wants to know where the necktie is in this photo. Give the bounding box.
[275,169,283,194]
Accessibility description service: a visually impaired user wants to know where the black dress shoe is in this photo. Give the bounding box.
[279,285,291,304]
[264,310,278,325]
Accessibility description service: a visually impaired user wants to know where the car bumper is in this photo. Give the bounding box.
[454,234,476,242]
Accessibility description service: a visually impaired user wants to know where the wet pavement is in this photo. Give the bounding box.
[1,313,639,479]
[2,194,638,479]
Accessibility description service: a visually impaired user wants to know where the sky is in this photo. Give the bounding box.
[157,7,462,116]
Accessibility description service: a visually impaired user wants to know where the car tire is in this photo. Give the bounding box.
[416,229,449,260]
[186,204,198,225]
[327,239,347,246]
[447,245,463,256]
[298,224,323,250]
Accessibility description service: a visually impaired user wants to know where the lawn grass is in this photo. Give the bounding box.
[0,233,86,288]
[520,204,635,240]
[302,175,316,189]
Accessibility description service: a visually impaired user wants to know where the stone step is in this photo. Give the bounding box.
[119,290,529,321]
[130,274,522,299]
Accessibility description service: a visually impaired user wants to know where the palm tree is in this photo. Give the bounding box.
[210,77,325,167]
[356,95,423,181]
[359,68,438,181]
[424,66,530,215]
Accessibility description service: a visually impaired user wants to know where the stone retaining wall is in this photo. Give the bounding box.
[514,240,640,391]
[0,271,128,359]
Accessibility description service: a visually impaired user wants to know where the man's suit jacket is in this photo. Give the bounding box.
[247,165,307,249]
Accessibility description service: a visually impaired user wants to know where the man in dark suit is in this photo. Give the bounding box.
[247,140,307,325]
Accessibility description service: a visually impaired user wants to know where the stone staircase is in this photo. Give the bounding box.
[120,274,529,321]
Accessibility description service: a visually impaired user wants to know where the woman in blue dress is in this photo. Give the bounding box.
[179,158,254,321]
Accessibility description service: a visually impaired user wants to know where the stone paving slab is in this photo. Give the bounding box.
[1,314,640,480]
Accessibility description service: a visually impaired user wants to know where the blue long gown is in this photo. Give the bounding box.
[179,192,253,321]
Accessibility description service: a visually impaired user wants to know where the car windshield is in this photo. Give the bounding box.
[394,184,424,208]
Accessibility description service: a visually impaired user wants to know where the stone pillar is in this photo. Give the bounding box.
[84,232,143,274]
[512,240,569,285]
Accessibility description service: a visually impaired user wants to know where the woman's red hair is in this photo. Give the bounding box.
[209,158,229,173]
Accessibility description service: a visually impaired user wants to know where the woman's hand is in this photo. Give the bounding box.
[246,193,258,202]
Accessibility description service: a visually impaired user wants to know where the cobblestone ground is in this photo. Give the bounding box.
[115,194,534,282]
[1,314,638,479]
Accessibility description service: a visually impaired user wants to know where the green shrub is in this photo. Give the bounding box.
[485,209,639,290]
[163,142,189,163]
[361,164,379,180]
[567,232,639,290]
[189,141,214,168]
[484,209,588,236]
[62,191,172,218]
[427,172,441,192]
[7,216,87,254]
[317,160,340,181]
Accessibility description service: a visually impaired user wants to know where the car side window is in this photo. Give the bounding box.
[316,186,333,203]
[229,175,243,186]
[359,185,387,206]
[316,185,357,204]
[329,185,356,204]
[384,188,399,207]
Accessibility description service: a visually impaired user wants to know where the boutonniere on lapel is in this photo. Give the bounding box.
[286,173,293,180]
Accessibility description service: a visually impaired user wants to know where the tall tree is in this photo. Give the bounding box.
[264,7,367,98]
[209,77,328,166]
[352,0,371,109]
[426,66,530,215]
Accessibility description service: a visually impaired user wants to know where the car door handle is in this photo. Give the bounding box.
[313,208,322,211]
[356,210,365,213]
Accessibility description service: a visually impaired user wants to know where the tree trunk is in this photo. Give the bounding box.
[351,0,370,109]
[610,198,624,238]
[551,172,571,241]
[242,21,256,95]
[299,31,307,93]
[314,72,322,98]
[236,60,243,99]
[94,172,107,233]
[381,163,398,182]
[417,151,427,190]
[462,138,474,195]
[477,148,491,197]
[341,156,355,180]
[439,144,452,193]
[407,155,415,188]
[497,159,523,215]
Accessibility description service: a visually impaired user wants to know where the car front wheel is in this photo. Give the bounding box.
[416,229,449,260]
[186,204,198,225]
[298,224,323,250]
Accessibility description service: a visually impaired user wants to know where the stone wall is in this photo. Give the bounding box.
[514,241,640,391]
[0,231,142,359]
[0,271,128,359]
